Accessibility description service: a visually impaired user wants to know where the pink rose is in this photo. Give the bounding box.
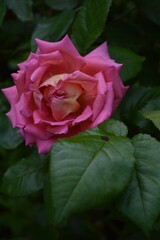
[2,35,128,154]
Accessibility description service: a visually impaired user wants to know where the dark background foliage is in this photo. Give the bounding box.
[0,0,160,239]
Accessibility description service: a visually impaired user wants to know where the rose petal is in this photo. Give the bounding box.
[33,110,73,126]
[72,106,92,125]
[86,42,110,59]
[62,82,83,98]
[19,92,36,118]
[36,138,55,154]
[104,66,128,111]
[25,59,39,86]
[104,65,124,95]
[66,70,97,93]
[33,90,43,109]
[35,35,80,57]
[82,56,120,76]
[92,95,106,121]
[36,36,84,72]
[94,71,107,94]
[24,124,52,140]
[11,70,26,95]
[91,82,114,128]
[2,86,18,104]
[33,50,63,65]
[40,73,66,87]
[47,125,68,134]
[30,64,50,85]
[7,102,27,128]
[18,129,35,146]
[51,97,80,121]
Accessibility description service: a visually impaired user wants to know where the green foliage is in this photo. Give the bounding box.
[4,0,33,21]
[44,0,81,10]
[118,86,160,131]
[0,115,23,149]
[1,0,160,238]
[136,0,160,26]
[31,10,75,51]
[0,0,6,26]
[143,110,160,130]
[1,153,47,196]
[119,134,160,234]
[109,47,145,82]
[47,132,134,225]
[72,0,112,52]
[97,119,128,137]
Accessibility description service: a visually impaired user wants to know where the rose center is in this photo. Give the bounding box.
[54,89,66,99]
[39,74,84,121]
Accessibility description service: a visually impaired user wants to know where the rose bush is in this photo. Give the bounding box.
[2,35,128,153]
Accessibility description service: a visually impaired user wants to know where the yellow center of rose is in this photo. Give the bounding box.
[41,74,83,121]
[40,73,66,87]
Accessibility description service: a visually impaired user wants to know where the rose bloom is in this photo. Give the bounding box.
[2,35,128,154]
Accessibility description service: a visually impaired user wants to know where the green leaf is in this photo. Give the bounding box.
[1,153,47,196]
[136,0,160,26]
[119,86,160,130]
[0,0,6,26]
[119,134,160,234]
[4,0,33,21]
[109,47,145,82]
[44,0,81,10]
[0,114,23,149]
[72,0,112,52]
[47,134,134,225]
[98,119,128,137]
[31,11,75,51]
[84,119,128,137]
[143,110,160,130]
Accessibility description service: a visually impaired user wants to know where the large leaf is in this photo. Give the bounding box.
[1,153,47,196]
[143,110,160,131]
[109,47,145,82]
[0,0,6,26]
[46,134,134,225]
[0,114,23,149]
[119,134,160,233]
[44,0,81,10]
[31,11,75,51]
[72,0,112,52]
[4,0,33,21]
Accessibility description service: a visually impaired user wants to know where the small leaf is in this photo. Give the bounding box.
[119,86,160,130]
[4,0,33,21]
[143,110,160,130]
[44,0,81,10]
[1,153,47,196]
[0,114,23,149]
[0,0,6,26]
[84,119,128,137]
[119,134,160,234]
[46,134,134,225]
[31,11,75,51]
[109,47,145,81]
[98,119,128,137]
[72,0,112,52]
